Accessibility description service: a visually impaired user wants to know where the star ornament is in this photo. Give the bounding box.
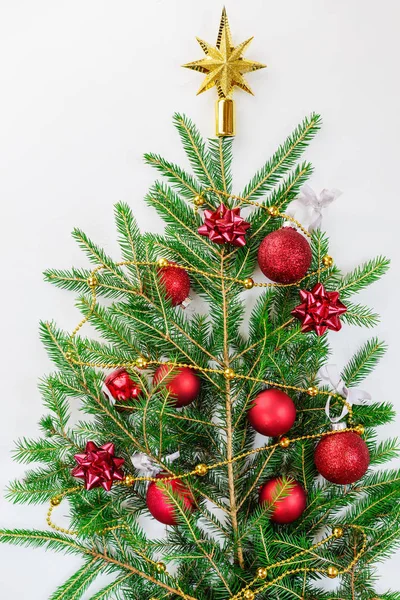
[183,7,266,99]
[72,442,125,491]
[291,283,347,336]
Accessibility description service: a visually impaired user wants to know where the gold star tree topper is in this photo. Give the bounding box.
[183,7,266,137]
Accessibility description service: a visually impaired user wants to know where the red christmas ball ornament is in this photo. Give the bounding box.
[104,369,141,410]
[146,474,196,525]
[259,477,306,524]
[314,430,370,485]
[248,389,296,437]
[153,365,201,407]
[257,227,312,283]
[157,262,191,306]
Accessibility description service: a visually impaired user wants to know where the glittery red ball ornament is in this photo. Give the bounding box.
[259,477,307,524]
[146,474,196,525]
[158,263,191,306]
[153,365,201,407]
[257,227,312,283]
[248,389,296,437]
[314,431,370,485]
[104,369,141,411]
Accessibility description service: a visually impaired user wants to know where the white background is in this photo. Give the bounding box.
[0,0,399,596]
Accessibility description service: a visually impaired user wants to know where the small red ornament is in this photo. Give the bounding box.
[71,442,125,491]
[198,203,250,247]
[153,365,201,407]
[314,430,370,484]
[257,227,312,283]
[104,369,141,410]
[158,262,191,306]
[259,477,307,524]
[248,389,296,437]
[292,282,347,336]
[146,474,196,525]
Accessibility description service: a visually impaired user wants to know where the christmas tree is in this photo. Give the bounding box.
[2,9,399,600]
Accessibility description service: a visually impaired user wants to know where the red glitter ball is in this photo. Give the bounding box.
[314,431,370,485]
[146,474,196,525]
[259,477,307,524]
[158,263,191,306]
[248,389,296,437]
[257,227,312,283]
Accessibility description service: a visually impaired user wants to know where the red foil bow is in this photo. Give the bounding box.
[198,203,250,247]
[72,442,125,491]
[291,282,347,336]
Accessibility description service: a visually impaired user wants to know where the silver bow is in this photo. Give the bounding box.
[285,184,342,232]
[131,451,180,477]
[317,365,371,423]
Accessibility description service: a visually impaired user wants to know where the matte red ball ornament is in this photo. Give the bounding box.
[248,389,296,437]
[153,365,201,407]
[146,474,196,525]
[257,227,312,283]
[314,430,370,485]
[259,477,307,524]
[158,262,191,306]
[104,369,141,410]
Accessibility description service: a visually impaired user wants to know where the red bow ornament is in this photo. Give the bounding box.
[198,203,250,247]
[72,442,125,491]
[291,283,347,336]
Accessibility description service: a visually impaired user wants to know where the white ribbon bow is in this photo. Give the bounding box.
[131,451,180,478]
[102,382,115,405]
[317,365,371,423]
[285,184,342,232]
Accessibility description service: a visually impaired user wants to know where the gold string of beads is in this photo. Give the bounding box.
[64,350,353,420]
[231,525,367,600]
[195,188,320,239]
[46,426,364,535]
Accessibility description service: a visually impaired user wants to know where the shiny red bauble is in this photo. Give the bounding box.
[259,477,307,524]
[104,369,141,410]
[158,263,191,306]
[248,389,296,437]
[257,227,312,284]
[153,365,201,407]
[146,474,196,525]
[314,431,370,485]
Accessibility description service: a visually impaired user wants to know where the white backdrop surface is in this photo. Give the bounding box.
[0,0,399,596]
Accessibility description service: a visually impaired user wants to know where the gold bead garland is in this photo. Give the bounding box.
[46,487,367,600]
[48,189,356,600]
[197,188,313,239]
[230,525,367,600]
[46,426,363,536]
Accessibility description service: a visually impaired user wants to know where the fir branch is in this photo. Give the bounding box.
[240,113,321,201]
[338,256,390,298]
[343,338,387,386]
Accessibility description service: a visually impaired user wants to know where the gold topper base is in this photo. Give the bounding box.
[215,98,236,137]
